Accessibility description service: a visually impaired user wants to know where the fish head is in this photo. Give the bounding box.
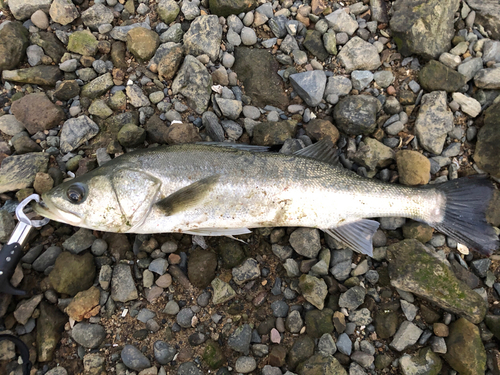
[34,167,162,232]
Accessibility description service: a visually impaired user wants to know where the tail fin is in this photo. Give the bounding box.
[433,175,499,256]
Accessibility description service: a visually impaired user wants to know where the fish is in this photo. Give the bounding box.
[33,141,499,257]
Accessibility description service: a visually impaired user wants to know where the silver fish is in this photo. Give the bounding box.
[34,142,499,256]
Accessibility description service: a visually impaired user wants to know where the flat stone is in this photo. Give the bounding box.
[399,347,442,375]
[252,120,297,146]
[390,321,423,351]
[81,73,114,98]
[474,67,500,89]
[127,27,159,61]
[0,153,49,193]
[67,30,98,56]
[419,60,467,92]
[211,278,236,304]
[296,354,347,375]
[0,22,29,71]
[396,150,430,185]
[289,70,326,107]
[158,0,180,24]
[11,93,65,135]
[452,93,481,117]
[36,302,66,362]
[121,345,151,371]
[338,37,381,72]
[475,101,500,178]
[2,65,62,86]
[183,15,222,61]
[49,252,96,296]
[232,258,260,285]
[467,0,500,40]
[71,323,106,349]
[325,8,358,35]
[209,0,256,17]
[111,264,138,302]
[60,116,99,153]
[353,137,395,171]
[333,95,380,135]
[49,0,79,25]
[9,0,52,20]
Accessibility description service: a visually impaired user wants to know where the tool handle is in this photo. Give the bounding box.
[0,242,26,295]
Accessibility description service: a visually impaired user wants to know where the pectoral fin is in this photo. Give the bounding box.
[324,219,380,256]
[156,175,220,216]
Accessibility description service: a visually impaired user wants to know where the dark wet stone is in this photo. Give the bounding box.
[418,60,467,93]
[111,263,138,302]
[209,0,255,17]
[388,239,486,324]
[269,345,287,367]
[484,315,500,340]
[203,339,226,369]
[117,124,146,148]
[36,302,66,362]
[333,95,380,135]
[228,324,252,355]
[216,238,246,268]
[252,120,297,146]
[303,30,329,61]
[0,21,29,72]
[30,31,66,63]
[287,335,315,370]
[187,248,217,288]
[474,101,500,178]
[233,47,289,109]
[305,308,334,338]
[54,80,80,101]
[71,323,106,349]
[444,318,486,374]
[297,353,347,375]
[154,340,176,365]
[121,345,151,371]
[3,65,63,86]
[375,310,399,339]
[49,252,96,296]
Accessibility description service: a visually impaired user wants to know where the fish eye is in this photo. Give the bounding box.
[66,183,87,204]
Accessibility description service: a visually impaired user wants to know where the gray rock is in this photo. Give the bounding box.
[458,57,483,81]
[183,15,222,61]
[202,111,225,141]
[471,258,491,278]
[0,210,15,243]
[232,258,260,285]
[14,294,43,325]
[59,115,99,153]
[399,348,443,375]
[338,37,381,72]
[333,95,380,135]
[163,300,180,315]
[228,324,252,355]
[149,258,169,275]
[126,84,151,108]
[177,362,203,375]
[331,260,351,281]
[221,120,243,140]
[176,308,194,328]
[467,0,500,40]
[390,0,460,59]
[379,217,406,230]
[0,152,49,194]
[32,246,62,272]
[71,323,106,349]
[474,67,500,89]
[0,115,25,136]
[373,70,395,88]
[269,15,287,38]
[283,259,300,277]
[154,340,176,365]
[351,70,374,91]
[81,72,114,98]
[280,34,299,54]
[325,76,352,97]
[348,308,372,326]
[111,264,138,303]
[81,4,113,30]
[390,321,423,351]
[337,333,352,355]
[9,0,52,20]
[325,8,358,35]
[110,22,151,42]
[49,0,79,25]
[241,27,257,46]
[414,91,453,154]
[339,286,366,310]
[181,0,199,20]
[235,356,257,373]
[351,351,374,368]
[172,55,212,114]
[318,333,337,356]
[286,310,303,333]
[216,98,242,120]
[401,300,418,321]
[289,71,327,107]
[289,228,321,258]
[121,345,151,371]
[62,228,95,254]
[271,300,289,318]
[26,45,44,66]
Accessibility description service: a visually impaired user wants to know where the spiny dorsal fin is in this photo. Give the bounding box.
[324,219,380,256]
[156,175,219,216]
[293,140,341,166]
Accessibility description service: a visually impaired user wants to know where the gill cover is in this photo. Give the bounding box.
[111,169,162,229]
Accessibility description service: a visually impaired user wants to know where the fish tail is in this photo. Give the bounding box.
[432,175,499,256]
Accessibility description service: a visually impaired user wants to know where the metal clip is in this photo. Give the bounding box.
[16,194,50,228]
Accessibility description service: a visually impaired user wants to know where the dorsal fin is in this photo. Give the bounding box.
[293,140,340,166]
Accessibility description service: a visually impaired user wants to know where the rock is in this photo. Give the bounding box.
[111,264,138,302]
[351,70,374,91]
[0,152,49,193]
[232,258,260,285]
[66,285,100,322]
[81,3,113,30]
[457,57,483,81]
[0,211,15,243]
[158,0,180,24]
[399,347,442,375]
[36,302,66,362]
[14,294,43,325]
[61,228,95,254]
[325,76,352,97]
[0,114,25,136]
[252,120,297,146]
[228,324,252,355]
[30,31,66,63]
[396,150,430,185]
[48,252,95,296]
[485,315,500,340]
[318,333,337,356]
[71,323,106,349]
[338,37,381,72]
[67,30,98,56]
[303,30,329,61]
[127,27,159,61]
[333,95,380,135]
[154,340,176,365]
[165,121,202,144]
[289,70,327,107]
[287,335,315,370]
[121,345,151,371]
[325,8,358,35]
[299,274,328,310]
[414,91,453,155]
[9,0,52,20]
[402,222,433,243]
[54,80,80,101]
[467,0,500,40]
[297,354,347,375]
[177,362,203,375]
[235,356,257,373]
[187,249,217,288]
[374,70,395,88]
[203,339,226,369]
[388,239,487,324]
[475,67,500,90]
[475,101,500,178]
[375,310,398,339]
[49,0,79,25]
[444,318,486,374]
[126,84,150,107]
[151,42,184,80]
[353,137,395,171]
[419,60,467,92]
[2,65,62,86]
[211,278,236,304]
[0,22,29,72]
[172,55,212,114]
[233,47,289,109]
[305,308,334,338]
[81,72,114,98]
[339,285,366,310]
[390,0,460,59]
[11,93,65,134]
[209,0,255,17]
[304,119,340,144]
[60,116,99,153]
[390,321,422,351]
[289,228,321,258]
[183,15,222,61]
[215,98,242,120]
[451,93,481,118]
[89,100,113,119]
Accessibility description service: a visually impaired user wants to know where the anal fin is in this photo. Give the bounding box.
[156,175,219,216]
[324,219,380,256]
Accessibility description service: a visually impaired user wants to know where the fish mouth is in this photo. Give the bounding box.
[33,199,83,226]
